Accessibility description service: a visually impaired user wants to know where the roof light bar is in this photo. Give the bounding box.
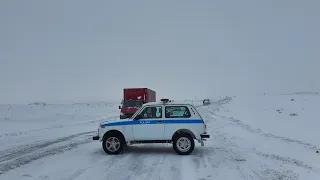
[160,98,169,103]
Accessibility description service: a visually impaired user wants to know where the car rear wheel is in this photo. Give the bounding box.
[102,133,125,155]
[173,133,194,155]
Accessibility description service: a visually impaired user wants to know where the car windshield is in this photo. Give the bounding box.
[122,100,142,108]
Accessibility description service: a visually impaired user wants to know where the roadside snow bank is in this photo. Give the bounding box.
[0,102,120,151]
[216,94,320,148]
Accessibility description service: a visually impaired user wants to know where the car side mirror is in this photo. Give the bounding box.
[118,106,121,109]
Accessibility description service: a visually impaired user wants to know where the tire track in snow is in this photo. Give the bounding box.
[0,115,117,138]
[123,153,147,180]
[0,131,95,174]
[0,131,95,162]
[93,145,184,180]
[196,101,318,179]
[192,132,261,179]
[141,154,166,180]
[195,98,263,179]
[188,109,258,179]
[213,127,316,172]
[65,166,92,180]
[91,146,146,180]
[253,168,299,180]
[205,125,309,179]
[216,113,319,151]
[255,152,313,170]
[203,101,319,152]
[168,157,181,180]
[204,109,318,172]
[69,151,133,180]
[63,160,115,180]
[102,145,174,180]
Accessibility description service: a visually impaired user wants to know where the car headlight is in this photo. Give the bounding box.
[120,112,124,116]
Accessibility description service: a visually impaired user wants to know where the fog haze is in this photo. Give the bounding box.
[1,0,319,104]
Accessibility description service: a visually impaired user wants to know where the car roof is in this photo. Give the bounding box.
[142,101,193,107]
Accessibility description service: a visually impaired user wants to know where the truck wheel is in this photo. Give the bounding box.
[173,133,195,155]
[102,133,125,155]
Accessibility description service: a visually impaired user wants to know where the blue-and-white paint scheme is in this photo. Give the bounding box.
[101,119,204,127]
[94,101,208,149]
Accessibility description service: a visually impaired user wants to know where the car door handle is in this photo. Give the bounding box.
[157,120,162,123]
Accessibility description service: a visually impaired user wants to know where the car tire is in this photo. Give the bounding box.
[102,133,125,155]
[173,133,195,155]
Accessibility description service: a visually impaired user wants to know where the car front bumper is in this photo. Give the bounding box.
[93,135,99,140]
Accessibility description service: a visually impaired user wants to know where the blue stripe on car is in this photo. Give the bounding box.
[101,119,204,126]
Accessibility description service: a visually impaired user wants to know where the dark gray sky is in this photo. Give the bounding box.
[1,0,319,104]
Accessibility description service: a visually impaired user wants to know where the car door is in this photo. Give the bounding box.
[163,105,193,140]
[132,105,164,140]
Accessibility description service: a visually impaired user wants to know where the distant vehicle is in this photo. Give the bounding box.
[119,88,156,119]
[203,99,210,105]
[93,98,210,155]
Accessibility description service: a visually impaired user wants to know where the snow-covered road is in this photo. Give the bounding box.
[1,96,320,180]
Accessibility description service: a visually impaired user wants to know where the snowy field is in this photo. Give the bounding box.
[0,95,319,179]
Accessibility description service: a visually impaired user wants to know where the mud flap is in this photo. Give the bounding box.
[198,139,204,146]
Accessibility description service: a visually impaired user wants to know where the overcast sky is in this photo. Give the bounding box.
[1,0,319,104]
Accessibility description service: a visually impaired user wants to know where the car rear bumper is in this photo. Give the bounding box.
[93,135,99,140]
[198,133,210,146]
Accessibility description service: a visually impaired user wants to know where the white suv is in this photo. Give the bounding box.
[92,99,210,155]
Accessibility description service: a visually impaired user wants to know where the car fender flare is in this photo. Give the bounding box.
[103,129,126,142]
[171,128,197,140]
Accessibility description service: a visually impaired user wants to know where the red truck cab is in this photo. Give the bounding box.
[119,88,156,119]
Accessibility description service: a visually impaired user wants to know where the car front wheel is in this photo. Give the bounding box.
[173,133,195,155]
[102,133,125,155]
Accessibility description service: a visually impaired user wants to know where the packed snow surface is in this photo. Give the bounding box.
[0,95,319,179]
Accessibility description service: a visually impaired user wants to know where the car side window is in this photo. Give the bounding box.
[139,106,162,119]
[165,106,191,118]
